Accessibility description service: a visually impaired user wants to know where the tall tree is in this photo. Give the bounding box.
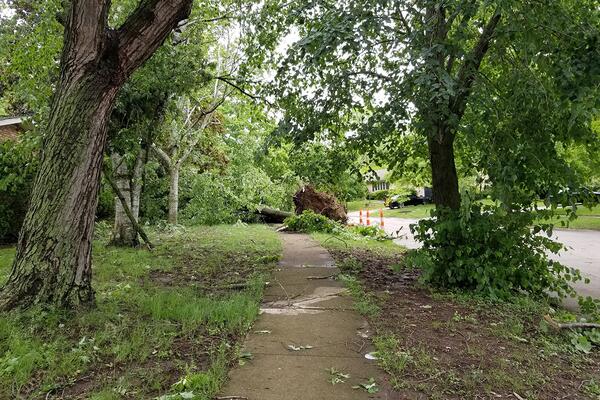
[252,0,599,211]
[152,94,226,224]
[0,0,194,310]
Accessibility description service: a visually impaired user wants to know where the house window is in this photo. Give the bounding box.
[373,182,389,191]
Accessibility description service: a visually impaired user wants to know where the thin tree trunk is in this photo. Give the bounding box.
[110,153,139,247]
[428,126,461,211]
[168,166,180,224]
[0,0,193,310]
[131,147,146,219]
[103,166,153,249]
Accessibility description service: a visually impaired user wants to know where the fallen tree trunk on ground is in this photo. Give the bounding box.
[255,206,293,223]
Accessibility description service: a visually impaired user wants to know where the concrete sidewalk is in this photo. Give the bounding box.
[220,232,394,400]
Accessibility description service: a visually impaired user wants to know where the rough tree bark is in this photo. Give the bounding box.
[427,126,461,210]
[0,0,193,310]
[424,6,501,211]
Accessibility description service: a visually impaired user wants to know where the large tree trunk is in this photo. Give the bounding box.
[428,126,461,211]
[168,166,180,224]
[0,0,193,310]
[0,75,119,309]
[422,7,501,213]
[110,153,139,247]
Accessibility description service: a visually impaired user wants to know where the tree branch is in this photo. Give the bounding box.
[117,0,193,78]
[215,76,271,105]
[451,11,502,120]
[150,144,172,169]
[61,0,111,77]
[178,112,214,165]
[544,315,600,330]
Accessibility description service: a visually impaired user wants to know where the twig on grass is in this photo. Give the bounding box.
[544,315,600,330]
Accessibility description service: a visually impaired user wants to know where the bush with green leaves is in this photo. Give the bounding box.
[283,210,342,233]
[411,197,583,301]
[0,138,39,243]
[367,190,389,201]
[183,165,292,225]
[349,225,389,241]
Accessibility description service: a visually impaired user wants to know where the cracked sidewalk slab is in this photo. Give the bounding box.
[220,232,396,400]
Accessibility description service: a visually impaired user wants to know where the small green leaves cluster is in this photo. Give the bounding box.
[284,211,391,244]
[568,329,600,354]
[348,225,389,241]
[284,210,343,233]
[412,199,583,301]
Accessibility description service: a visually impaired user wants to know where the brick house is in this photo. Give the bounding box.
[0,116,25,141]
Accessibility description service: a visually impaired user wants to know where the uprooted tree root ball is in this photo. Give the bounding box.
[293,185,347,223]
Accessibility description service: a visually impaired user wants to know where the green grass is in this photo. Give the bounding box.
[345,199,435,219]
[372,334,413,389]
[346,199,385,212]
[535,203,600,216]
[310,231,405,256]
[0,247,15,276]
[542,215,600,230]
[535,203,600,230]
[338,274,381,316]
[383,204,435,219]
[0,224,281,399]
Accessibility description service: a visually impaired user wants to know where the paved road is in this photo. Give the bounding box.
[348,212,600,306]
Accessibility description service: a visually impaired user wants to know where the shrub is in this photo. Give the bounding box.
[367,190,389,200]
[183,166,293,225]
[349,225,389,241]
[0,139,39,243]
[283,210,342,233]
[411,196,582,300]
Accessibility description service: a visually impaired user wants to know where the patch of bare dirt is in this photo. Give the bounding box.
[328,247,600,400]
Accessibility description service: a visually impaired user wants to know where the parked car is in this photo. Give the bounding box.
[385,195,403,209]
[386,193,432,209]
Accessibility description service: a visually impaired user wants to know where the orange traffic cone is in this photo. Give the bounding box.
[366,209,371,226]
[359,209,363,225]
[379,209,384,227]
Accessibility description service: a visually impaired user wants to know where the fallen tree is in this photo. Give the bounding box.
[255,206,293,223]
[293,186,347,222]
